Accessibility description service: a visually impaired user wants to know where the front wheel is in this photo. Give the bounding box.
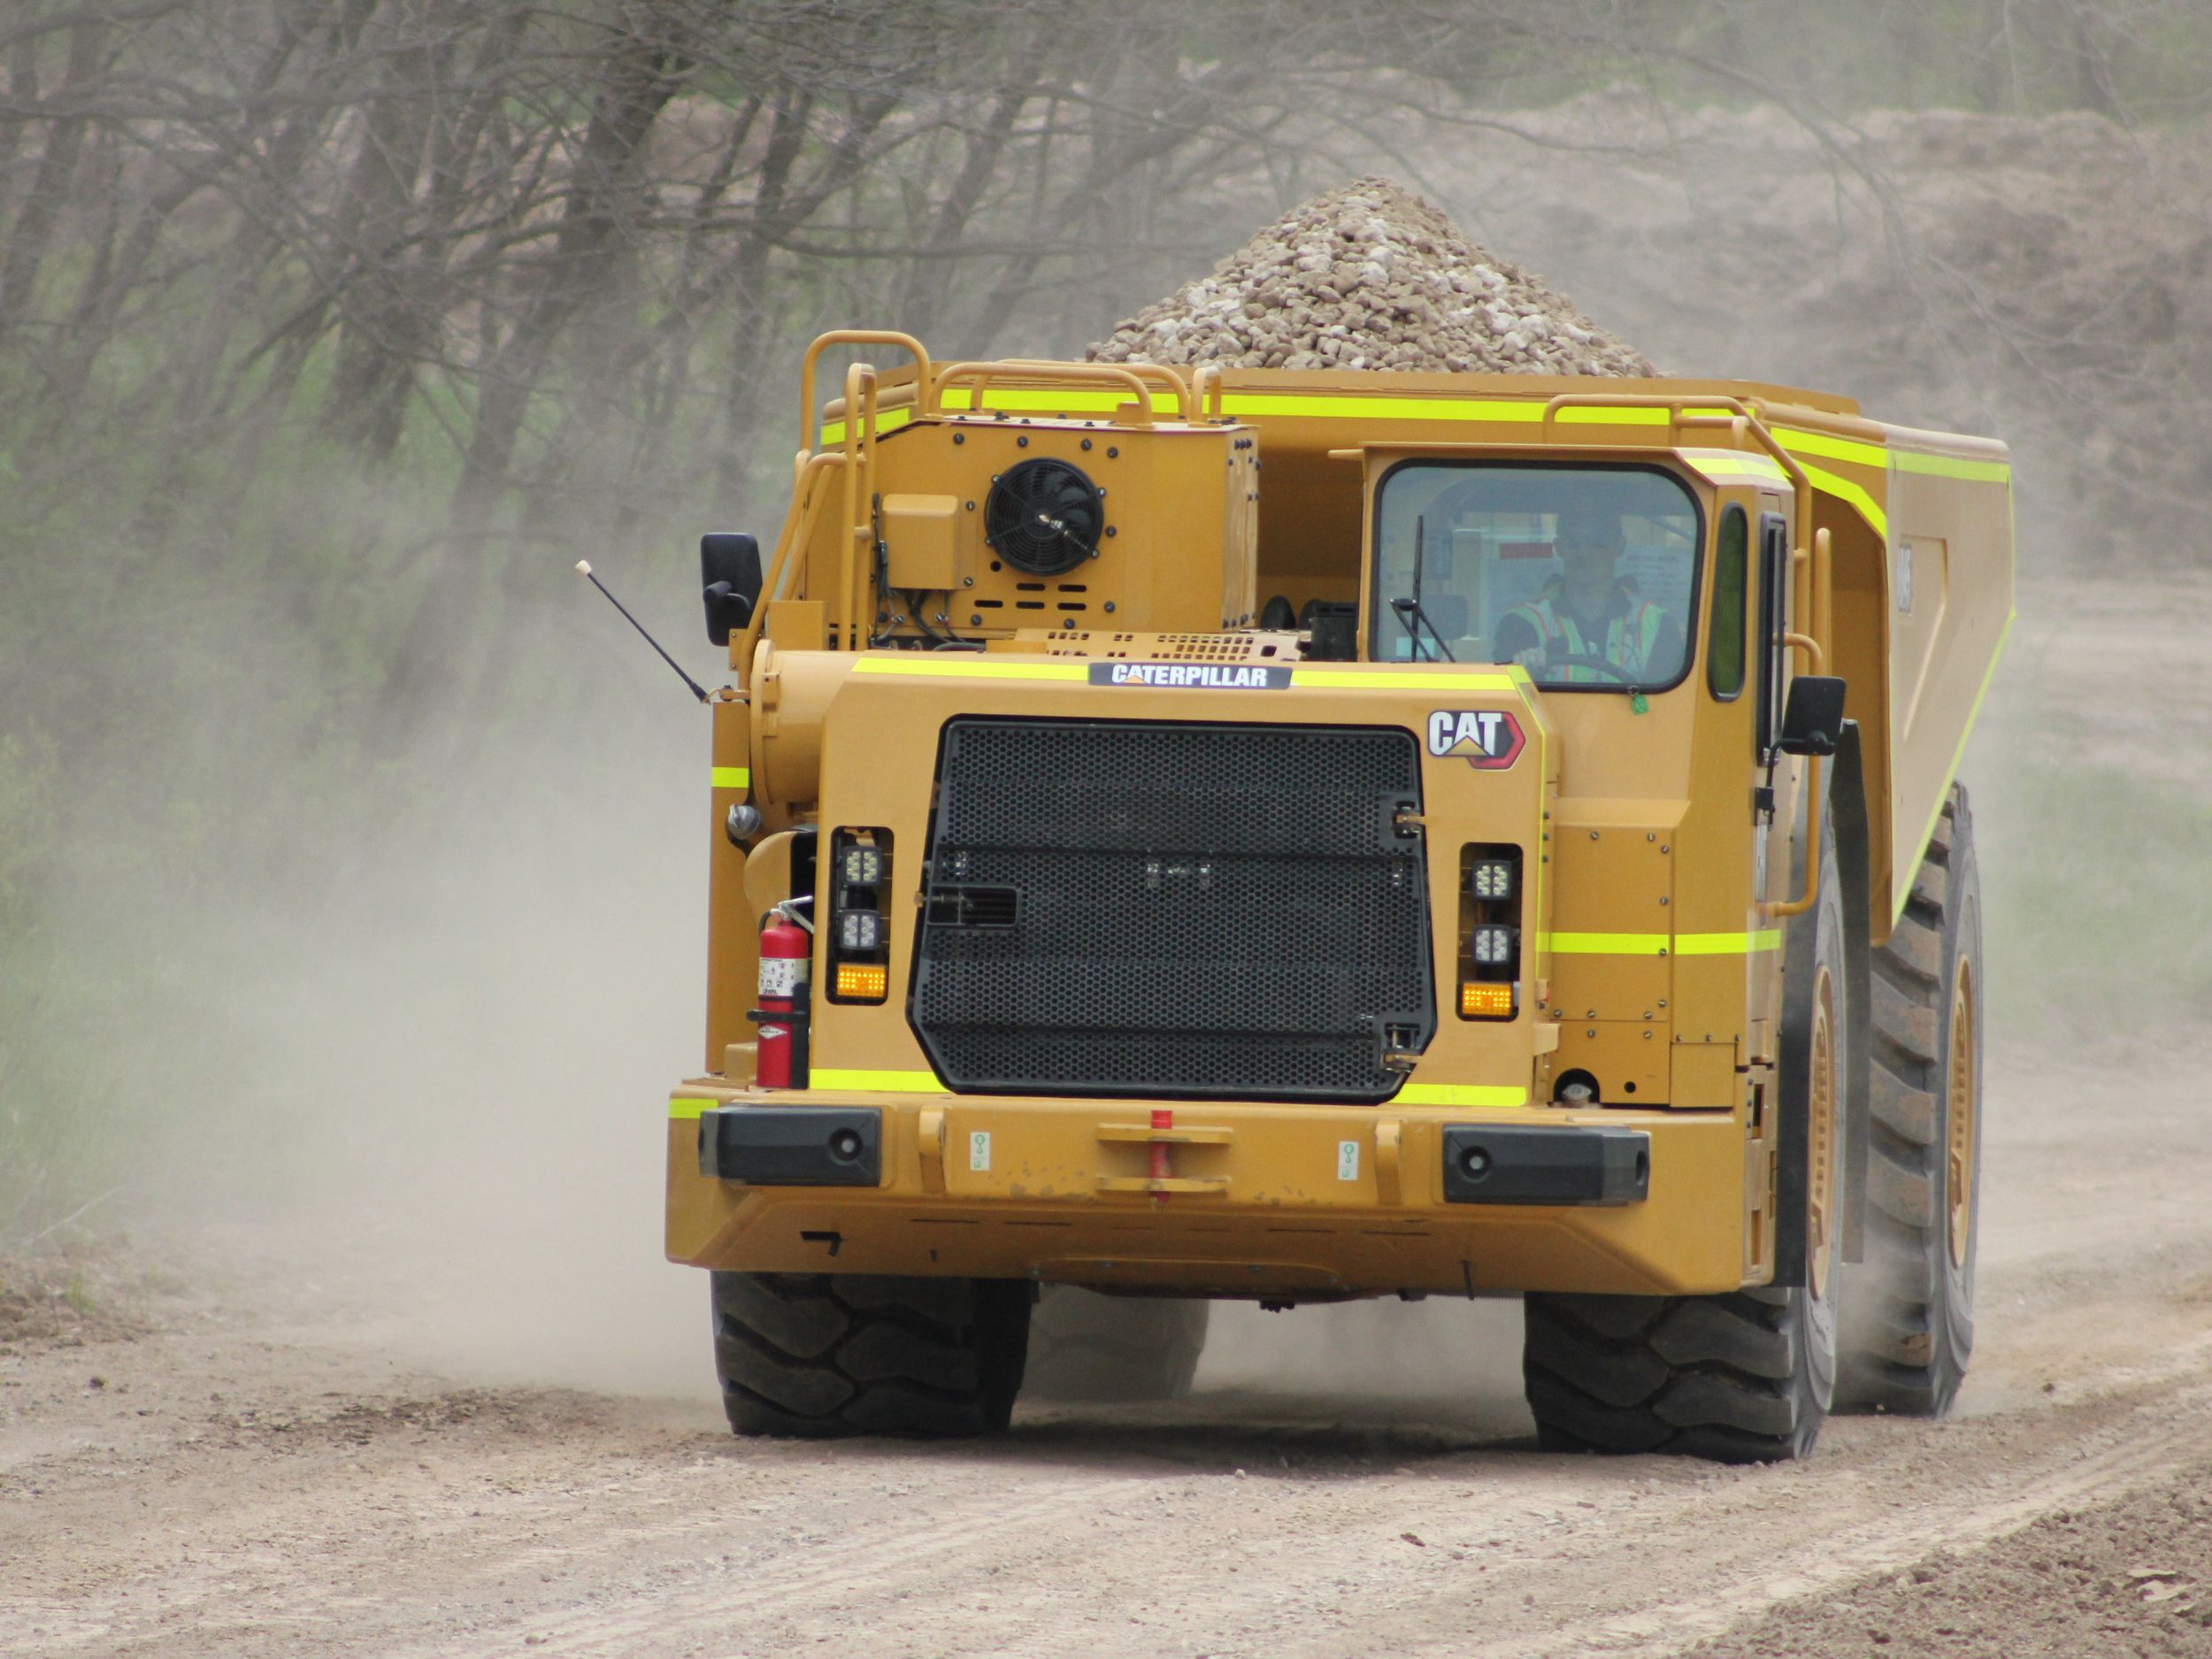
[1523,817,1847,1463]
[710,1271,1031,1439]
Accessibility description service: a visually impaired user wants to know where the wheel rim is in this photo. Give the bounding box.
[1808,967,1838,1300]
[1947,959,1977,1270]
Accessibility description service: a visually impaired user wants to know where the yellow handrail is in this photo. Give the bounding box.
[733,449,848,687]
[798,329,929,458]
[927,360,1173,425]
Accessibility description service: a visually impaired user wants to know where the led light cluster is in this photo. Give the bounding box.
[1471,925,1516,966]
[835,962,888,1001]
[828,830,891,1004]
[1458,844,1524,1022]
[1460,982,1515,1018]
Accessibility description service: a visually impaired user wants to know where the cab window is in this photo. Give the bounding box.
[1370,463,1702,691]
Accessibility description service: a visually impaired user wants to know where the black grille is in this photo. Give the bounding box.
[910,719,1433,1101]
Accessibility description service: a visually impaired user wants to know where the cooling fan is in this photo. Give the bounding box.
[983,457,1105,576]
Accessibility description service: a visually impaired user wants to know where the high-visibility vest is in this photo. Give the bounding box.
[1504,589,1666,681]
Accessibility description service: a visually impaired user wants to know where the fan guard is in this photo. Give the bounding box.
[983,457,1105,576]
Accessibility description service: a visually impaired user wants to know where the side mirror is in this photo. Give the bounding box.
[1776,674,1847,757]
[701,533,762,646]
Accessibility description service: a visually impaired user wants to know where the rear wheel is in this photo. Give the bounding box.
[711,1271,1030,1439]
[1021,1288,1209,1403]
[1841,783,1981,1414]
[1523,818,1847,1463]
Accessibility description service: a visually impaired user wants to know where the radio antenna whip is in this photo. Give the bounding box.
[575,560,708,703]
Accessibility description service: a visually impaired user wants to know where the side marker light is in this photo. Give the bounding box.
[835,962,888,1002]
[1461,982,1516,1019]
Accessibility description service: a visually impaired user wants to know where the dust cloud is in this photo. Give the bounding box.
[111,589,724,1400]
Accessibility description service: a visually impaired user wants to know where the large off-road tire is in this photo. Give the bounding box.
[1523,818,1848,1464]
[1020,1288,1210,1403]
[710,1271,1030,1439]
[1840,782,1982,1415]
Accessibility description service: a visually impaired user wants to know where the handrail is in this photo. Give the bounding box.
[799,329,929,458]
[1768,526,1836,921]
[927,360,1173,425]
[1540,393,1813,543]
[1193,363,1225,420]
[835,362,879,652]
[989,357,1194,414]
[733,449,848,687]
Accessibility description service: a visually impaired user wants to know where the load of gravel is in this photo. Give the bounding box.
[1087,176,1655,377]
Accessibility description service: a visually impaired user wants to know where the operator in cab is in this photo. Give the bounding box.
[1492,504,1685,685]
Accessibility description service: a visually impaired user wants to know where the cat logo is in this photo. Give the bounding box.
[1425,708,1525,770]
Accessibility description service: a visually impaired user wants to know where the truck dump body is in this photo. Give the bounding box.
[666,332,2011,1455]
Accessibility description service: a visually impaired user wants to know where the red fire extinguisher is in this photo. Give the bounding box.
[753,904,811,1088]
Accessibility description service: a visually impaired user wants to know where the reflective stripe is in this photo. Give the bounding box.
[710,765,749,789]
[851,657,1088,681]
[1775,426,1887,469]
[1222,392,1545,424]
[1288,668,1517,690]
[810,1068,949,1094]
[1677,929,1783,955]
[815,402,2006,498]
[669,1095,715,1120]
[1893,449,2011,483]
[818,407,915,446]
[1798,460,1888,539]
[1548,931,1670,956]
[1545,930,1782,956]
[1683,449,1791,488]
[1397,1082,1530,1108]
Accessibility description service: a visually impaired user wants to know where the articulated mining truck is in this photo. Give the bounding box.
[664,330,2011,1462]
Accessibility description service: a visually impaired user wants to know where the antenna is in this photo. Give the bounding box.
[575,560,709,703]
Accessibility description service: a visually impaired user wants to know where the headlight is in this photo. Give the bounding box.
[1471,925,1516,966]
[1469,857,1515,901]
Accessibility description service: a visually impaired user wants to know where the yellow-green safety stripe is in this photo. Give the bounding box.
[1397,1082,1530,1108]
[710,765,749,789]
[825,402,2008,486]
[809,1068,950,1094]
[816,396,2008,551]
[1289,668,1517,691]
[669,1095,715,1120]
[1682,449,1791,488]
[853,657,1087,681]
[1543,930,1781,956]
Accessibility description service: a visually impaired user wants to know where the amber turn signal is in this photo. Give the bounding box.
[835,962,888,1002]
[1460,981,1515,1019]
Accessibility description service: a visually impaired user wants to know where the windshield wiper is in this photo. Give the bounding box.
[1391,514,1456,662]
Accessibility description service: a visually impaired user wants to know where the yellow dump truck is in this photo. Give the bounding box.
[664,331,2011,1462]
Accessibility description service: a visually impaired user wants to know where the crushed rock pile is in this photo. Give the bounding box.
[1088,176,1655,377]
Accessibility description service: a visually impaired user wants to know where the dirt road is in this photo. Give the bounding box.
[6,575,2212,1658]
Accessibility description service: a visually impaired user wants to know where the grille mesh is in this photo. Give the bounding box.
[910,719,1432,1100]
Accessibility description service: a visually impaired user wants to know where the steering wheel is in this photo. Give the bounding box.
[1529,650,1639,684]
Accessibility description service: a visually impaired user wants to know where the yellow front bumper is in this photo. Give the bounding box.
[665,1084,1752,1298]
